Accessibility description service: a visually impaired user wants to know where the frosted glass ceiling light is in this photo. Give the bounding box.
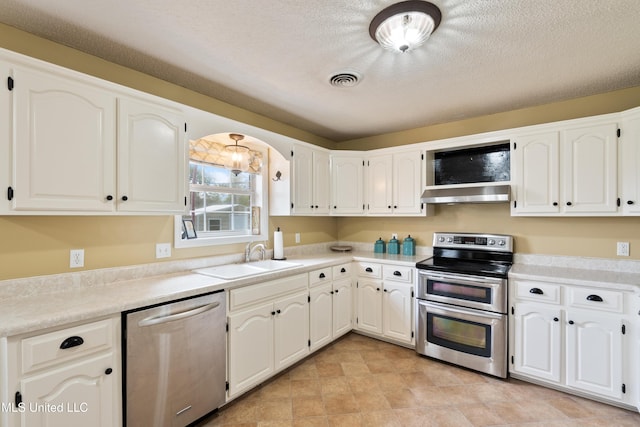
[370,1,442,53]
[224,133,250,176]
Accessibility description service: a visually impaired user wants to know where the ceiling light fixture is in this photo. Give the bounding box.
[224,133,250,176]
[369,0,442,53]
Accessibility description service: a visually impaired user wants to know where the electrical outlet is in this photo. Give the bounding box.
[70,249,84,268]
[617,242,630,257]
[295,233,301,244]
[156,243,172,259]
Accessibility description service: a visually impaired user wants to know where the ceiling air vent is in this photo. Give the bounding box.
[329,72,361,88]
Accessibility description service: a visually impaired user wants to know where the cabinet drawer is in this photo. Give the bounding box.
[230,273,308,311]
[310,267,332,287]
[567,287,624,313]
[356,262,381,279]
[383,265,413,283]
[332,263,351,280]
[514,280,561,304]
[21,318,115,374]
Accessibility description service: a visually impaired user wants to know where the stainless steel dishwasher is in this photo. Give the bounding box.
[124,291,226,427]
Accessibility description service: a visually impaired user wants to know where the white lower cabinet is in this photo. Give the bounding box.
[227,274,309,398]
[4,317,121,427]
[309,264,353,352]
[511,279,631,406]
[355,262,414,345]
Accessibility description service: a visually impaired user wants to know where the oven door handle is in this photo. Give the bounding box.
[418,299,505,321]
[420,271,503,287]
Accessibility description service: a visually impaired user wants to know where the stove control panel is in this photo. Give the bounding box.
[433,232,513,252]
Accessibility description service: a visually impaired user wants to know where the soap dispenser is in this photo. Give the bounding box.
[402,235,416,256]
[374,237,386,253]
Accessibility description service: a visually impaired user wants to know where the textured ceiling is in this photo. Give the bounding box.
[1,0,640,142]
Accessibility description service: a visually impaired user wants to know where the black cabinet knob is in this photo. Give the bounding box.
[105,368,113,375]
[553,317,559,322]
[552,202,558,206]
[529,288,544,295]
[376,287,380,291]
[568,320,574,325]
[271,311,276,316]
[319,272,325,279]
[335,289,339,294]
[315,205,319,208]
[394,205,397,209]
[586,294,603,302]
[393,271,402,276]
[122,196,128,201]
[365,267,373,273]
[106,195,113,201]
[333,205,337,209]
[276,309,281,314]
[383,289,388,292]
[566,201,572,206]
[388,205,392,209]
[628,200,635,205]
[340,268,346,273]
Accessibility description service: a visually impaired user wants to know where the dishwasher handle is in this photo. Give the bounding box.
[138,301,221,327]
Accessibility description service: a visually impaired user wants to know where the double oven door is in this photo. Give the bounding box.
[415,270,508,378]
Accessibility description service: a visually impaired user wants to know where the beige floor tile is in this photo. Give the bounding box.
[196,333,640,427]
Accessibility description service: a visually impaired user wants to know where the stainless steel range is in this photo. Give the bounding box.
[415,232,513,378]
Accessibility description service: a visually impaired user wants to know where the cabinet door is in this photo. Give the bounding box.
[12,65,116,212]
[1,61,11,214]
[393,150,424,215]
[20,353,116,427]
[562,123,618,213]
[333,279,353,338]
[512,132,560,214]
[382,281,413,344]
[309,283,333,352]
[117,97,186,213]
[620,110,640,214]
[513,303,562,383]
[313,150,331,214]
[331,155,364,215]
[367,154,393,215]
[228,302,274,397]
[356,279,383,334]
[291,144,314,215]
[274,292,309,371]
[566,310,623,399]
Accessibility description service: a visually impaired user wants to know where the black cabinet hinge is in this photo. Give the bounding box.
[622,324,626,334]
[511,355,514,364]
[617,128,621,138]
[356,317,359,324]
[226,323,228,333]
[308,295,311,303]
[291,202,294,209]
[362,160,365,166]
[308,339,311,347]
[225,381,229,391]
[184,196,187,206]
[511,307,514,315]
[184,122,187,132]
[411,290,414,298]
[7,186,14,201]
[622,383,626,394]
[7,76,14,91]
[513,142,517,150]
[291,150,294,157]
[411,331,414,338]
[421,153,424,160]
[513,200,517,208]
[15,391,22,406]
[617,198,621,207]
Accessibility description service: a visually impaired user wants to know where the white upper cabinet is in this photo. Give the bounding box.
[0,60,11,214]
[562,123,618,213]
[331,153,364,215]
[512,119,618,216]
[512,132,560,214]
[291,144,330,215]
[11,64,117,212]
[366,149,424,216]
[620,107,640,215]
[116,97,186,213]
[4,53,187,215]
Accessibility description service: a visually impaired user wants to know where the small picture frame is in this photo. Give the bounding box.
[182,219,197,239]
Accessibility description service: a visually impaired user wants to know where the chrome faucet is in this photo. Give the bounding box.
[245,242,267,262]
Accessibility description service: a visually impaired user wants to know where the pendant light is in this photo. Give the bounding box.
[369,0,442,53]
[224,133,250,176]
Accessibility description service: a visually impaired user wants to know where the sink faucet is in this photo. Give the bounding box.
[245,242,267,262]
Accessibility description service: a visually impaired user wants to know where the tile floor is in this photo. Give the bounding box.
[196,333,640,427]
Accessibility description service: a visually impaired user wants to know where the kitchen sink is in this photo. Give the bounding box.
[194,260,301,280]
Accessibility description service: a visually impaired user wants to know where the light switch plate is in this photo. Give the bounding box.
[156,243,172,259]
